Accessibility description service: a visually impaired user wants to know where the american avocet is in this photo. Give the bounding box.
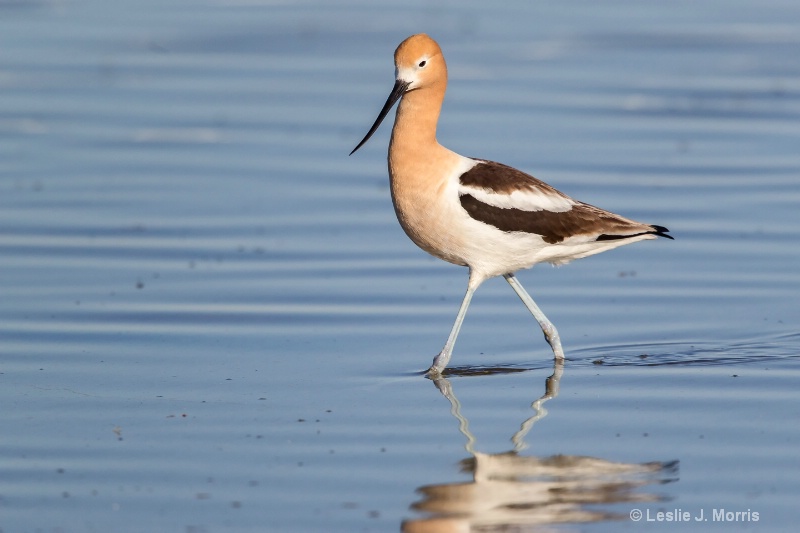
[351,34,672,376]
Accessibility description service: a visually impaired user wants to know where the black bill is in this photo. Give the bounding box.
[349,79,410,155]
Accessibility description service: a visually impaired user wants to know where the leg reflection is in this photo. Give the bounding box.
[405,360,678,531]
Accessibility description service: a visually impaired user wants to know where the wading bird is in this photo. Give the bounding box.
[350,34,672,376]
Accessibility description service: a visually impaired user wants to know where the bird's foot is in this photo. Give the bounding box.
[541,324,565,360]
[427,350,450,377]
[425,366,444,379]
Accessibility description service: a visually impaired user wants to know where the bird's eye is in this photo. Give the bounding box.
[418,60,427,68]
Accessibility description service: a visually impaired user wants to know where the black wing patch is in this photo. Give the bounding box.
[460,194,672,244]
[461,159,568,197]
[597,225,673,241]
[458,159,673,244]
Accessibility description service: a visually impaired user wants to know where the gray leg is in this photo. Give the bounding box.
[503,273,565,359]
[428,271,486,376]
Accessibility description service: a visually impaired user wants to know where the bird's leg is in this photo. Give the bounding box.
[503,273,565,359]
[428,271,485,376]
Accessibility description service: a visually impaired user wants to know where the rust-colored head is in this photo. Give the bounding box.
[350,34,447,155]
[393,34,447,91]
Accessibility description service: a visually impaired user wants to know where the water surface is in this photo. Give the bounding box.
[1,1,799,531]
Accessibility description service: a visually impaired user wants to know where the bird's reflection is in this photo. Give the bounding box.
[402,360,678,532]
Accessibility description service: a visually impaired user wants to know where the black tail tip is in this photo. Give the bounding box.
[651,225,674,240]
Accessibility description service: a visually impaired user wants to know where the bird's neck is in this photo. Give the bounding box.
[389,84,446,166]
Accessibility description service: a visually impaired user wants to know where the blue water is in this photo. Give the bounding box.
[2,1,799,531]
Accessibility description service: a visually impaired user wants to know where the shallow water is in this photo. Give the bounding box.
[2,1,799,531]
